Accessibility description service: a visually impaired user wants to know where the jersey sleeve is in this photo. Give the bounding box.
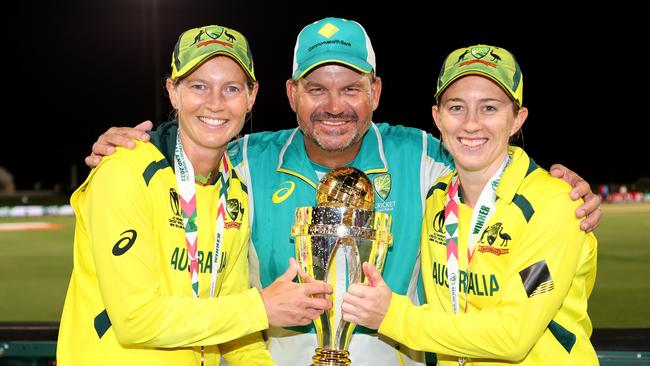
[87,157,269,348]
[219,332,273,365]
[379,193,589,361]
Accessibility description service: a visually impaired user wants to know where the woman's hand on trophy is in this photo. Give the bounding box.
[260,258,333,327]
[341,262,392,330]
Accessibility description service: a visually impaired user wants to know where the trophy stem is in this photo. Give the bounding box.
[292,167,394,366]
[318,311,331,349]
[312,348,351,366]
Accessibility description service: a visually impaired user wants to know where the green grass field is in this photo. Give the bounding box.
[0,216,74,321]
[587,203,650,328]
[1,203,649,327]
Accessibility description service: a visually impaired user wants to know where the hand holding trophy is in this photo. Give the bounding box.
[291,166,393,365]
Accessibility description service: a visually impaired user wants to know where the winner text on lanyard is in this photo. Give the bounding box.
[174,132,231,365]
[443,155,509,365]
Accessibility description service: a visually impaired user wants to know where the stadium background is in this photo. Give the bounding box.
[0,1,648,364]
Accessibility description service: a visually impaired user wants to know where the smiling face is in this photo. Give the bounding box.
[166,55,258,161]
[432,75,527,179]
[286,64,382,167]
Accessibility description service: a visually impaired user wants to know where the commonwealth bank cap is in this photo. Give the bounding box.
[292,17,375,80]
[171,25,255,81]
[436,44,522,106]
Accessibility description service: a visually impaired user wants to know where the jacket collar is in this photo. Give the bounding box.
[148,120,178,165]
[496,146,536,204]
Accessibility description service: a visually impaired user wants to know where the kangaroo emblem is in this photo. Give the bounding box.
[456,49,469,64]
[192,30,205,45]
[224,29,236,42]
[490,50,502,63]
[480,223,511,246]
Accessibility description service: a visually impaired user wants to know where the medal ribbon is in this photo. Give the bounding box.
[444,155,509,312]
[174,132,230,298]
[443,155,510,365]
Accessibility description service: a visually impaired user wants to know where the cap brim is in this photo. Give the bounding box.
[293,52,373,80]
[174,50,256,82]
[435,70,518,105]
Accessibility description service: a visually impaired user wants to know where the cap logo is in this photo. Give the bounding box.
[205,27,224,40]
[190,28,223,45]
[197,27,233,49]
[456,47,498,70]
[470,47,490,59]
[318,23,340,38]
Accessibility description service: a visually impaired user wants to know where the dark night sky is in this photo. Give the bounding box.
[4,2,647,192]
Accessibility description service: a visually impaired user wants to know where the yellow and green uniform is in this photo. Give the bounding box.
[57,122,272,366]
[379,147,598,365]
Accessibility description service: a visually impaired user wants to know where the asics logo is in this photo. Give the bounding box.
[272,181,295,204]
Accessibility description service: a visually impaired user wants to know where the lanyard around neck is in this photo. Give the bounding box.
[174,132,230,298]
[443,155,509,366]
[444,155,510,313]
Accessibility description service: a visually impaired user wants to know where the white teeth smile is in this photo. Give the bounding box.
[459,138,487,147]
[320,120,347,126]
[199,116,227,126]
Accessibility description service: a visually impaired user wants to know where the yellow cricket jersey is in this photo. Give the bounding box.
[57,123,273,366]
[379,147,598,365]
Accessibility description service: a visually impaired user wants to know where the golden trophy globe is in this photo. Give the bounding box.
[291,166,393,365]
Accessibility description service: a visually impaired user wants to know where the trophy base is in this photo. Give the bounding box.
[312,348,351,365]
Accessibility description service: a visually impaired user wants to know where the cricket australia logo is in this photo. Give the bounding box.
[478,222,511,256]
[225,198,244,229]
[373,173,392,201]
[470,46,490,60]
[373,173,396,212]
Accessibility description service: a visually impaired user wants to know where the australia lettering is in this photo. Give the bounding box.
[170,247,227,274]
[432,261,500,296]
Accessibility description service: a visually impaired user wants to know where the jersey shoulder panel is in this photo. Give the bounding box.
[521,167,578,211]
[374,122,426,147]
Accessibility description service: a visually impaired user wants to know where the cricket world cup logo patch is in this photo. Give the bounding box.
[428,209,446,246]
[168,188,184,229]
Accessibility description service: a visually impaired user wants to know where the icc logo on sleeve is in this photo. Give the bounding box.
[428,209,446,246]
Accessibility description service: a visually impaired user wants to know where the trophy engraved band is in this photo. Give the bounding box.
[291,167,393,365]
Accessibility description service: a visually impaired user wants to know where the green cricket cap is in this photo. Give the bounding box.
[292,17,375,80]
[171,25,255,81]
[436,44,523,106]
